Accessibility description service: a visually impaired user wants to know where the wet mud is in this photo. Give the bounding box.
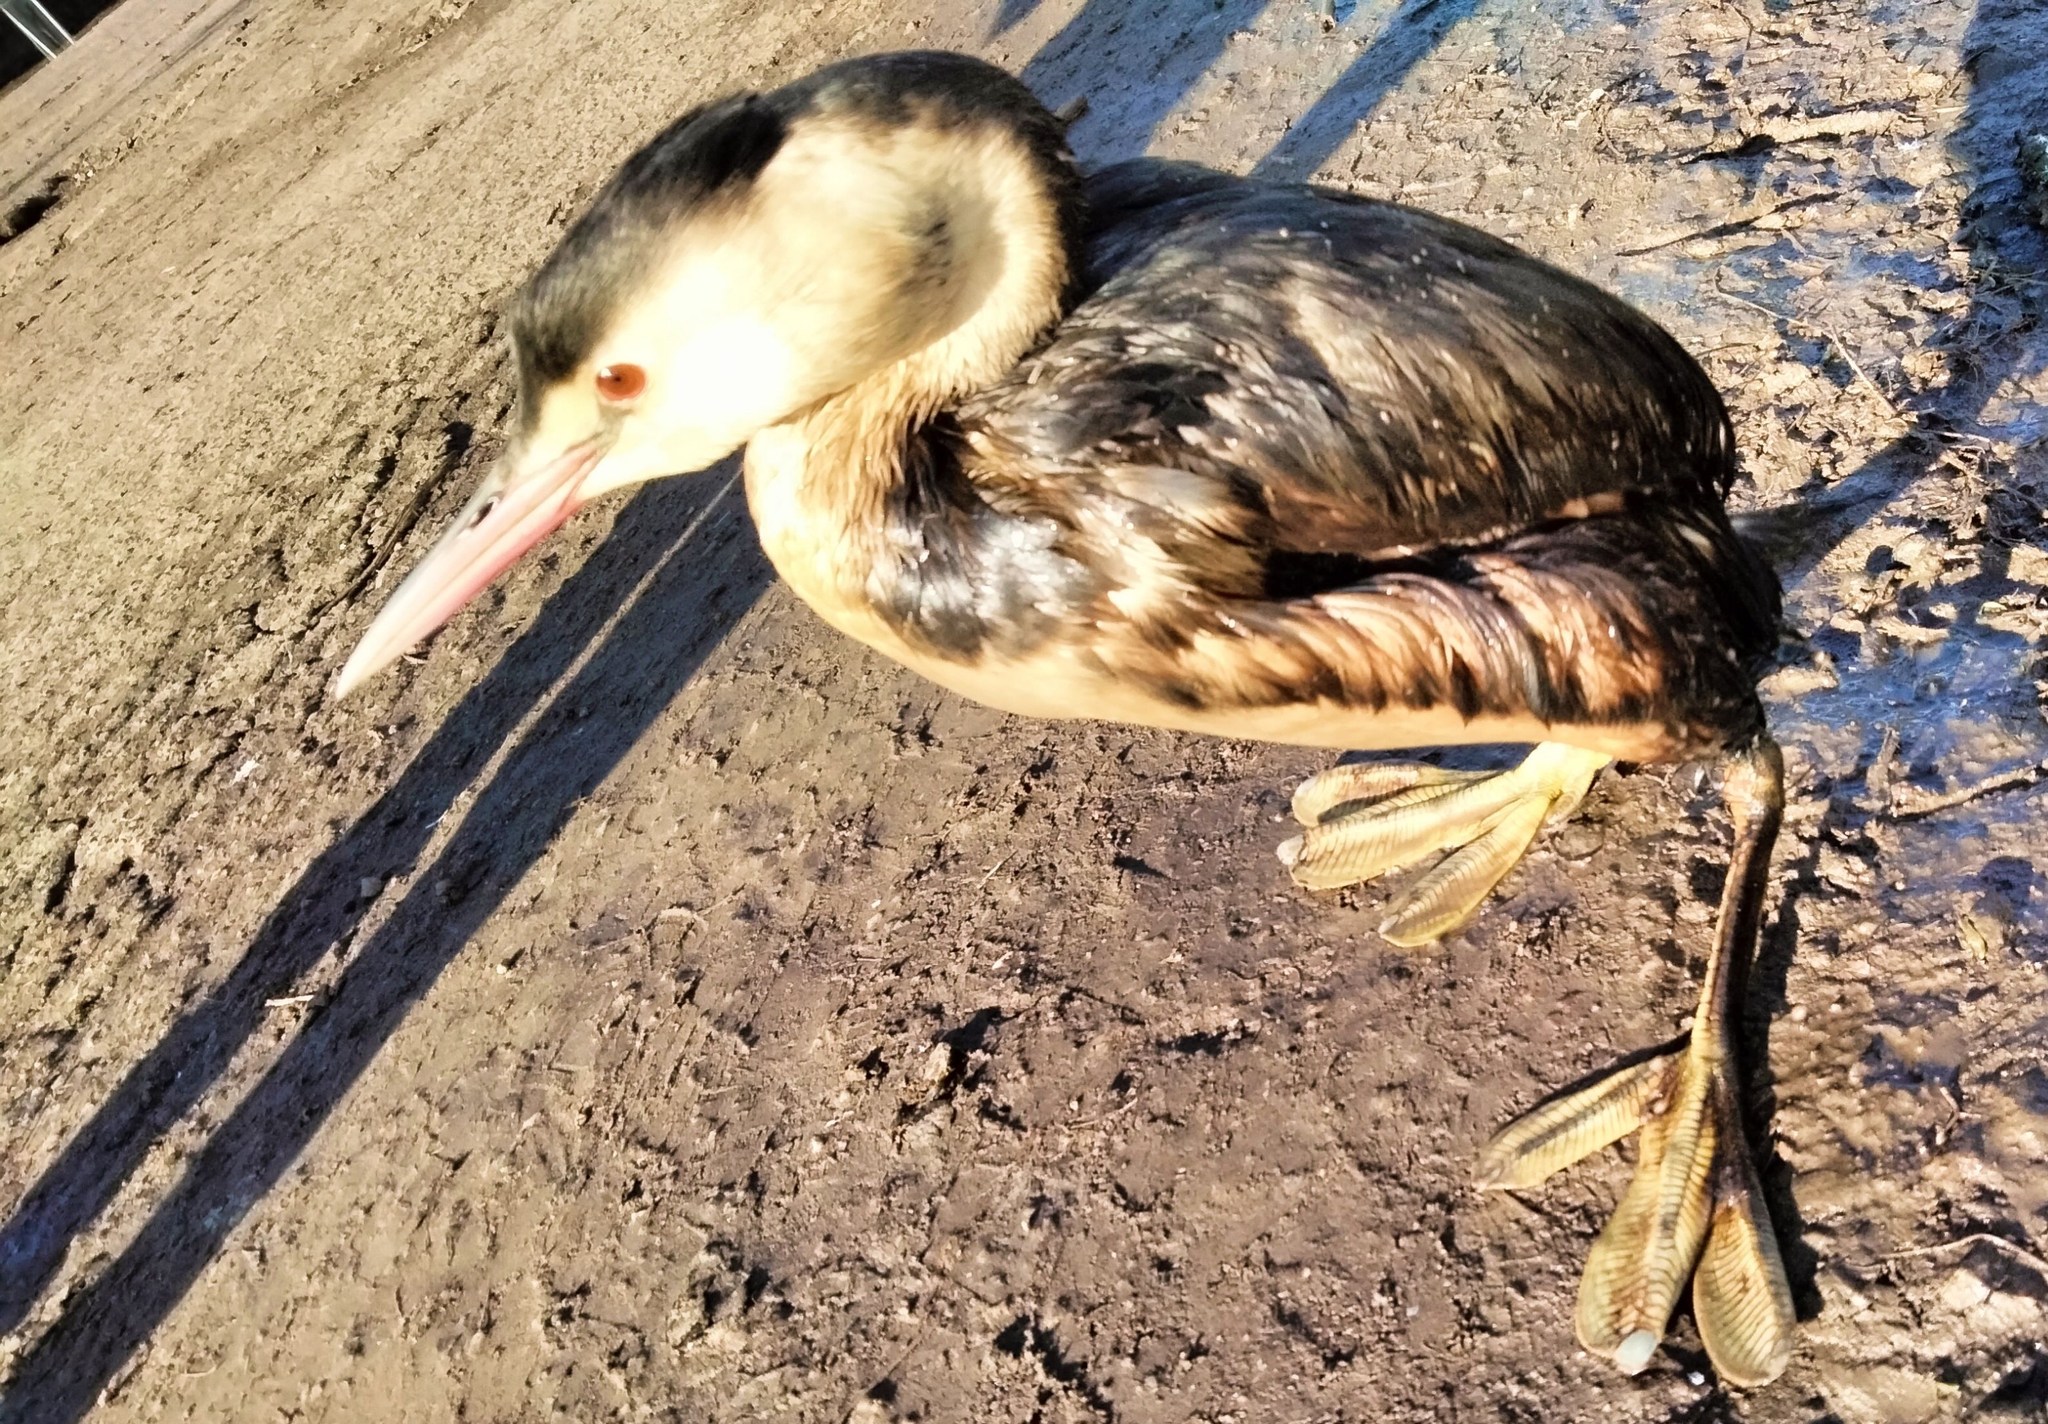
[2,0,2046,1419]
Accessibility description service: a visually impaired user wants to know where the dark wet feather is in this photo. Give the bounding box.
[869,160,1780,746]
[971,161,1743,551]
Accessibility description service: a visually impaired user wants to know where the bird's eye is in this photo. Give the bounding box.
[595,364,646,402]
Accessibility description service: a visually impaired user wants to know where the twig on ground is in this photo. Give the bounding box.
[1885,757,2048,820]
[1684,107,1902,163]
[1616,191,1836,256]
[1711,280,1907,420]
[1881,1232,2048,1277]
[314,470,447,625]
[1865,724,1901,806]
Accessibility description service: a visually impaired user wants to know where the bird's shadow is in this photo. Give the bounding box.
[1746,823,1828,1325]
[1019,0,1275,150]
[1252,0,1484,181]
[0,469,771,1419]
[1018,0,1479,171]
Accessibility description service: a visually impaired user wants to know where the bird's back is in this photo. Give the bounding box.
[861,160,1780,755]
[962,159,1747,557]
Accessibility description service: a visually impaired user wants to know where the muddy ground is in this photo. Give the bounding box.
[2,0,2046,1419]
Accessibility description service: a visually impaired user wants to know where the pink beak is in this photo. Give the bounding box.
[334,441,604,697]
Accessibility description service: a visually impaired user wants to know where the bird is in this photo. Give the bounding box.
[337,50,1796,1386]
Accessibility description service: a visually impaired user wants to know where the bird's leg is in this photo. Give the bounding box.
[1277,741,1610,945]
[1474,735,1794,1387]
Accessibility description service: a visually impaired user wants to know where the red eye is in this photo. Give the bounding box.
[595,364,645,402]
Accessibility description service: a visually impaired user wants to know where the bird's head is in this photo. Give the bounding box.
[336,51,1080,696]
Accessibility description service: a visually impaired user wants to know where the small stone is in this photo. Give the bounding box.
[1553,823,1605,859]
[1938,1268,1990,1313]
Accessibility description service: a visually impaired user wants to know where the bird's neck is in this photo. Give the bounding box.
[745,130,1076,607]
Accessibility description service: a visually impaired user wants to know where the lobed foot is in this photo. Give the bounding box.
[1474,1037,1794,1385]
[1472,737,1796,1387]
[1276,742,1610,945]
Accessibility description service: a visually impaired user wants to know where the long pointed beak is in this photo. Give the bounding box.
[335,441,605,697]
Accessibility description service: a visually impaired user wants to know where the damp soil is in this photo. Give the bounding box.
[2,0,2046,1420]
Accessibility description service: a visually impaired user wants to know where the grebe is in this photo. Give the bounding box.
[338,51,1795,1386]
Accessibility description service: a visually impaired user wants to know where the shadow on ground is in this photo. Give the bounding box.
[0,472,769,1420]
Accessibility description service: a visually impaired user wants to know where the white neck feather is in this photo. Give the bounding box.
[743,113,1072,608]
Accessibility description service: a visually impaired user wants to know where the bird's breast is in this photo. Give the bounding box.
[741,417,1686,765]
[743,425,886,637]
